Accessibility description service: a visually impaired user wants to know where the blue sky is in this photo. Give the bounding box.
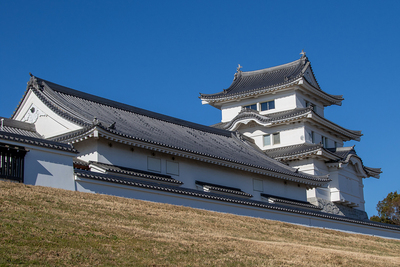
[1,0,399,217]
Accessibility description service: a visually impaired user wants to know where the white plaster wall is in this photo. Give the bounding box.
[74,138,308,202]
[73,138,100,163]
[24,148,75,191]
[288,159,317,175]
[296,91,325,117]
[221,104,242,122]
[240,123,307,150]
[13,91,82,138]
[335,164,365,211]
[220,91,297,122]
[304,122,344,147]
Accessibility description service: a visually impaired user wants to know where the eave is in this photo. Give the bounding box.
[52,125,330,187]
[224,108,362,142]
[272,146,340,162]
[326,154,381,179]
[201,77,343,108]
[201,79,303,108]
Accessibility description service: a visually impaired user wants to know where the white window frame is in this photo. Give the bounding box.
[260,100,275,111]
[263,132,280,146]
[243,103,257,111]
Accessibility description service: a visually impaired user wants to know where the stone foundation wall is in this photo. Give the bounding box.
[316,198,369,221]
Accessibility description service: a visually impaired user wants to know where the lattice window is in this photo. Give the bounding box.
[0,143,27,183]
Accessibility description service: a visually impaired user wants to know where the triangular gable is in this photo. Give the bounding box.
[303,65,320,89]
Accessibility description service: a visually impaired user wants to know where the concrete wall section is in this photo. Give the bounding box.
[24,148,75,191]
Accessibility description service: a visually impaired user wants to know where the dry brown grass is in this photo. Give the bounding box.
[1,180,399,266]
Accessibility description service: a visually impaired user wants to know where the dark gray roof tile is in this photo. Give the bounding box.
[17,76,330,184]
[200,56,343,103]
[89,161,183,185]
[0,130,77,153]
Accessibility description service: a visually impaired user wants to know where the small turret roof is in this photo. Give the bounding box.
[0,116,77,153]
[265,144,381,178]
[200,55,343,106]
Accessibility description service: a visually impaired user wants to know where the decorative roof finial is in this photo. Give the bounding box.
[93,117,99,125]
[300,49,306,58]
[233,64,243,81]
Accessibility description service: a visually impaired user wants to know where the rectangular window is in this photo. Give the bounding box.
[147,157,161,172]
[260,100,275,111]
[311,131,315,143]
[166,161,179,176]
[273,133,280,145]
[263,134,271,146]
[263,133,280,146]
[243,104,257,110]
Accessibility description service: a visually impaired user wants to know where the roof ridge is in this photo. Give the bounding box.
[34,77,233,137]
[240,58,303,76]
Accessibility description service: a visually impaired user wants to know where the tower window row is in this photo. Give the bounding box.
[263,132,280,146]
[244,100,275,112]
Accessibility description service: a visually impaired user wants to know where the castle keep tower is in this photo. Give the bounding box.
[200,52,381,219]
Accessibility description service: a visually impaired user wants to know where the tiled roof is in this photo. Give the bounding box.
[266,144,382,178]
[89,161,183,185]
[0,117,77,153]
[215,108,313,130]
[16,75,330,185]
[265,143,329,159]
[213,108,362,141]
[75,169,400,232]
[326,146,356,159]
[0,117,42,138]
[0,131,77,153]
[260,193,321,210]
[200,56,343,104]
[195,180,253,197]
[326,146,382,178]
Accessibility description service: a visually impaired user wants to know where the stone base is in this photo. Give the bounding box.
[314,198,368,221]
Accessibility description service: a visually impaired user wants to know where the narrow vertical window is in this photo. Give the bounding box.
[273,133,280,145]
[311,131,315,143]
[263,134,271,146]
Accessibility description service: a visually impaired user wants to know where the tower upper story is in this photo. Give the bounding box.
[200,53,343,123]
[200,52,363,151]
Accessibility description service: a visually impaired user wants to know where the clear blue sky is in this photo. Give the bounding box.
[1,0,399,217]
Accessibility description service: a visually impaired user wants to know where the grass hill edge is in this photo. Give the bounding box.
[1,180,400,266]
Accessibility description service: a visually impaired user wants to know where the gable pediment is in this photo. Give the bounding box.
[303,65,320,89]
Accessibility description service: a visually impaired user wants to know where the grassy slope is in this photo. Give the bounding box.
[1,181,399,266]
